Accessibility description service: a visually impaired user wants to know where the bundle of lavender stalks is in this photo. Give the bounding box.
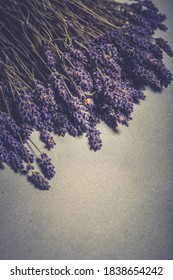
[0,0,173,190]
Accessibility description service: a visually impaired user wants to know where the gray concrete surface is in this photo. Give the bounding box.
[0,0,173,260]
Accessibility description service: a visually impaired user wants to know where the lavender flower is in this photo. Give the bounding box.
[28,171,51,190]
[0,129,34,164]
[87,128,102,151]
[9,151,24,173]
[40,130,56,150]
[0,112,20,136]
[37,152,56,180]
[155,38,173,57]
[20,123,33,143]
[44,42,57,70]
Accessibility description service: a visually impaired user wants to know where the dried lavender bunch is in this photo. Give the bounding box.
[0,0,172,190]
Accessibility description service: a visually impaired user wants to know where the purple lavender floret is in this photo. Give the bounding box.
[87,128,102,151]
[40,130,56,150]
[28,171,50,190]
[66,97,91,131]
[0,138,27,173]
[37,152,56,180]
[0,112,20,136]
[53,111,69,136]
[8,151,24,173]
[149,44,163,59]
[155,38,173,57]
[67,63,93,95]
[0,140,10,165]
[0,130,34,164]
[16,96,41,128]
[67,123,82,137]
[34,81,61,132]
[46,84,59,114]
[67,45,87,62]
[34,80,51,106]
[0,82,14,112]
[20,123,33,143]
[51,74,69,100]
[44,42,57,70]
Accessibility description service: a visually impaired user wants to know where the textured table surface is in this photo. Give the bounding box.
[0,0,173,260]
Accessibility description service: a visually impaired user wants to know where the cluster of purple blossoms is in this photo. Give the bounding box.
[0,112,34,173]
[44,42,57,71]
[40,130,56,150]
[87,128,102,151]
[0,0,173,190]
[37,153,56,180]
[28,171,51,190]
